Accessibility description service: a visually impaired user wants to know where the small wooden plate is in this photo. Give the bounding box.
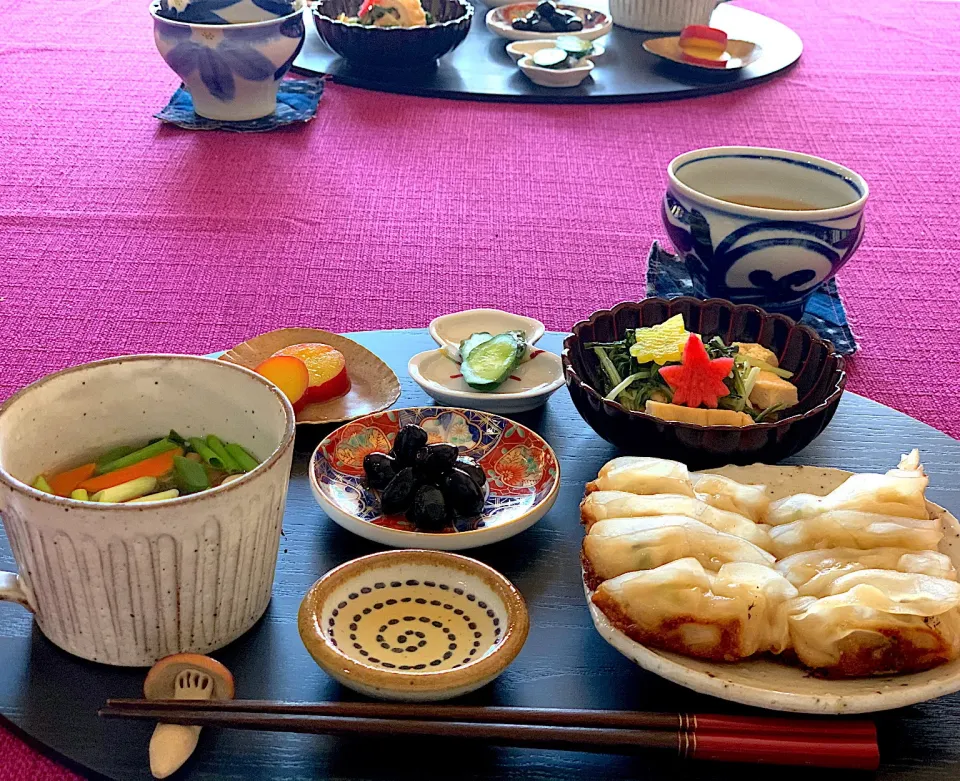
[643,36,762,71]
[220,328,401,426]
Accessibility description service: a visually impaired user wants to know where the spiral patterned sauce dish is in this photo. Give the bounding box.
[299,550,529,700]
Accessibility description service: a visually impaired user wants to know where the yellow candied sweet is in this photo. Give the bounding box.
[629,314,694,365]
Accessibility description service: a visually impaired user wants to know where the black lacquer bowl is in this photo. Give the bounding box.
[563,298,846,469]
[312,0,473,68]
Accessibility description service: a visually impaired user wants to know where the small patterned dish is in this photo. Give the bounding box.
[407,348,565,414]
[157,0,301,24]
[309,406,560,550]
[298,549,530,700]
[220,328,400,426]
[485,3,612,41]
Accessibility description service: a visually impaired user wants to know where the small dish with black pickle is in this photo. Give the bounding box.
[309,407,560,550]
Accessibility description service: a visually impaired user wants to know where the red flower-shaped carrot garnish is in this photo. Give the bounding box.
[658,334,734,408]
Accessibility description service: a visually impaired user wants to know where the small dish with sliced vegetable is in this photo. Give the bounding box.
[411,313,564,413]
[516,36,597,88]
[506,38,604,63]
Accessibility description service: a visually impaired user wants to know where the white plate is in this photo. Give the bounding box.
[429,309,545,361]
[485,3,612,41]
[586,462,960,714]
[408,348,565,413]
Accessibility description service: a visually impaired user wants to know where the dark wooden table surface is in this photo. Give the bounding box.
[293,4,802,104]
[2,329,959,780]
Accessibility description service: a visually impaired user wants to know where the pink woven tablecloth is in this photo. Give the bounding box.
[2,0,960,776]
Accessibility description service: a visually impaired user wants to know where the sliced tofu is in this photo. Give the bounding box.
[749,371,799,410]
[645,401,754,427]
[733,342,779,367]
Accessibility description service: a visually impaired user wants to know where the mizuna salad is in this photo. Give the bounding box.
[585,315,799,426]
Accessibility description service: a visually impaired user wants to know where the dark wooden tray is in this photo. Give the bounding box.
[293,4,802,103]
[2,329,959,780]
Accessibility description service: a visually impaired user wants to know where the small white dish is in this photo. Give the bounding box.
[408,348,565,414]
[506,39,604,62]
[518,54,594,87]
[0,355,295,666]
[485,3,612,41]
[586,462,960,714]
[429,309,545,361]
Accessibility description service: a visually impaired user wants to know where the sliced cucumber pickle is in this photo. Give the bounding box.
[532,47,569,69]
[556,35,592,55]
[461,332,526,391]
[459,332,494,361]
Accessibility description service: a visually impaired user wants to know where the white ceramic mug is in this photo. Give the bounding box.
[0,355,295,666]
[609,0,725,32]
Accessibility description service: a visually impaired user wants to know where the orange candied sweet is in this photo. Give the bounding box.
[255,355,310,407]
[272,343,351,407]
[678,24,730,67]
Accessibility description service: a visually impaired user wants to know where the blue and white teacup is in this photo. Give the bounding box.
[151,1,306,121]
[662,147,869,318]
[157,0,303,25]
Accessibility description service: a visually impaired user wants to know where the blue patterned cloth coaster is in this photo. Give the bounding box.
[646,242,859,356]
[155,76,324,132]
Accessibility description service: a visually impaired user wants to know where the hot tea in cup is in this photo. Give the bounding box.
[662,146,869,318]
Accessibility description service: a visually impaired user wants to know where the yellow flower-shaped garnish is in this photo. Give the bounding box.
[629,314,692,365]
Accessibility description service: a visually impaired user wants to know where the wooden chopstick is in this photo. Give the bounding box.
[99,701,879,769]
[103,698,875,738]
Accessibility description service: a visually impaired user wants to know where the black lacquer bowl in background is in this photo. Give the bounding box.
[563,297,847,469]
[312,0,473,68]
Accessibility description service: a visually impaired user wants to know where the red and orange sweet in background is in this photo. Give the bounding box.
[678,25,730,68]
[256,343,351,411]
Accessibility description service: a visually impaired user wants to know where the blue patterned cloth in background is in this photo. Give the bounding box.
[646,242,859,356]
[155,76,324,132]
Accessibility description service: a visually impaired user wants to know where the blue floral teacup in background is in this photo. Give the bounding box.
[661,146,869,318]
[158,0,303,25]
[151,1,306,121]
